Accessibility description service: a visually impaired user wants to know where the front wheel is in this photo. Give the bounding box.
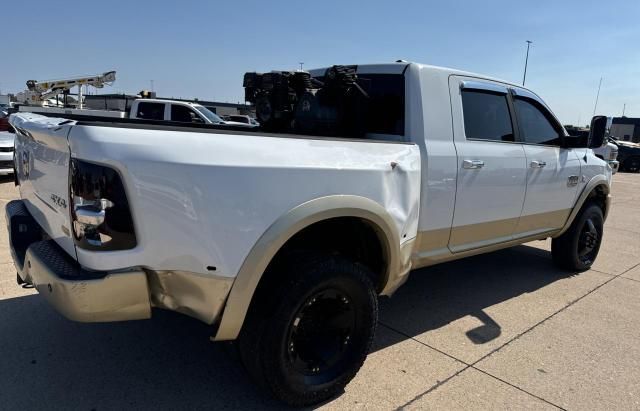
[238,254,378,407]
[552,203,604,271]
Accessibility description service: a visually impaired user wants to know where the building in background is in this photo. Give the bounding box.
[610,117,640,143]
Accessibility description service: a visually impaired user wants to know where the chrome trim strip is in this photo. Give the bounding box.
[460,80,508,94]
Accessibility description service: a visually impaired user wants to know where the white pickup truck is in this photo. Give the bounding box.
[19,98,251,127]
[7,62,611,406]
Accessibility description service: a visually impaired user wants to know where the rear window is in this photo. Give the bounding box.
[357,74,405,136]
[313,73,405,136]
[461,90,514,142]
[136,102,165,120]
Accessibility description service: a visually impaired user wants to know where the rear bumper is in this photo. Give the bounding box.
[6,200,151,322]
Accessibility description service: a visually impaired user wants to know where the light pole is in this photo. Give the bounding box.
[150,80,154,92]
[522,40,532,86]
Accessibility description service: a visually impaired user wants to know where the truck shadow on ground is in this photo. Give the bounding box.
[374,244,572,351]
[0,245,571,410]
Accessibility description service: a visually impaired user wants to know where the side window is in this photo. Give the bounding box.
[136,102,165,120]
[461,90,514,142]
[171,104,202,123]
[513,98,562,146]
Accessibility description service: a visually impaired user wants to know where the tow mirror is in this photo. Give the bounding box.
[588,115,607,148]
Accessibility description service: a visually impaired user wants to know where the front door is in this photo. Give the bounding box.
[448,78,528,252]
[510,90,582,235]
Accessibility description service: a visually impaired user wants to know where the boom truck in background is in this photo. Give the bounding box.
[7,62,612,406]
[15,71,252,127]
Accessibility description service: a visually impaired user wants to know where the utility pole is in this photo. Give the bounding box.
[622,103,626,117]
[150,80,154,92]
[593,77,603,116]
[299,62,304,71]
[522,40,532,86]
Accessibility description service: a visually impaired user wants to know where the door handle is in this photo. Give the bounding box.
[530,160,547,168]
[463,159,485,169]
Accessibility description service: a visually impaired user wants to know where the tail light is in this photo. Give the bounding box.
[70,159,137,251]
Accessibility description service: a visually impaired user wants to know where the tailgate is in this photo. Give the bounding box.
[10,113,76,259]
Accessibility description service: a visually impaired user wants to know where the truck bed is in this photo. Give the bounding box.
[26,111,408,144]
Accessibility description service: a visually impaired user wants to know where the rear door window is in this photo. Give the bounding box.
[461,90,514,142]
[136,102,165,120]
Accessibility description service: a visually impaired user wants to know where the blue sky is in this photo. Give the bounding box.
[1,0,638,125]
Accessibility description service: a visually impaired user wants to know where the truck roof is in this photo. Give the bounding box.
[136,98,203,107]
[310,61,528,91]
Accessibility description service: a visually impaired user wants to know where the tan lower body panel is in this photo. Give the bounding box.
[413,209,570,269]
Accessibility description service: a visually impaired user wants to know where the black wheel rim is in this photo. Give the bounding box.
[286,288,357,384]
[577,218,600,265]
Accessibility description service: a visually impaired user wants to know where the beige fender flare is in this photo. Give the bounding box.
[555,175,611,237]
[213,195,402,341]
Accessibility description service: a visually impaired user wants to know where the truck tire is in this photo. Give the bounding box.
[238,254,378,406]
[551,202,604,271]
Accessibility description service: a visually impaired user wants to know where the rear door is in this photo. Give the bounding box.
[12,114,76,258]
[448,78,528,252]
[510,89,582,235]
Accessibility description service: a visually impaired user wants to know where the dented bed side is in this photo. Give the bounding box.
[10,112,422,325]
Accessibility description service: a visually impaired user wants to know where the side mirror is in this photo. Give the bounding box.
[588,115,607,148]
[562,134,588,148]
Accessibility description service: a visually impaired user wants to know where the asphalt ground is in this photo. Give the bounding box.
[0,173,638,410]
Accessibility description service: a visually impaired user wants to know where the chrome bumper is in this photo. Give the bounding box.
[6,200,151,322]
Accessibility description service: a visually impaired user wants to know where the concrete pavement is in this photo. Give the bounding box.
[0,173,639,410]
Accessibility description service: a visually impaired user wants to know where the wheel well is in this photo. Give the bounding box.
[586,184,608,215]
[256,217,389,298]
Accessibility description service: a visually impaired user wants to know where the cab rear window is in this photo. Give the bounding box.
[313,73,405,136]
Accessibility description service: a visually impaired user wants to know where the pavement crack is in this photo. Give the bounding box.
[469,366,567,410]
[617,275,640,284]
[378,321,470,366]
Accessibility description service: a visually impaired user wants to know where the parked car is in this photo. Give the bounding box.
[610,136,640,172]
[0,109,10,131]
[7,62,611,406]
[0,111,15,174]
[222,114,260,127]
[18,98,253,128]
